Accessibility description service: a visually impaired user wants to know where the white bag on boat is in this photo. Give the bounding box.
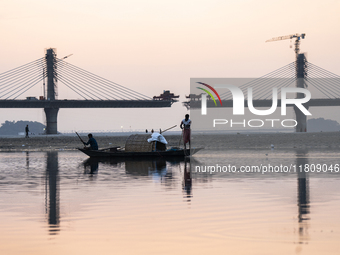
[147,132,168,144]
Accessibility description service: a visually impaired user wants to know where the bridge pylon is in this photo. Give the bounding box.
[44,108,59,134]
[294,53,308,132]
[44,48,59,134]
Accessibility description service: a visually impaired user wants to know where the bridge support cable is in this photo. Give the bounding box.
[58,74,97,100]
[12,74,46,99]
[57,59,151,100]
[0,58,44,80]
[57,66,122,100]
[262,78,298,99]
[306,75,336,99]
[219,62,297,100]
[219,62,296,99]
[304,62,340,99]
[0,67,45,98]
[57,60,150,100]
[58,70,112,100]
[253,77,297,99]
[241,63,297,99]
[57,61,122,100]
[306,62,340,78]
[0,63,44,91]
[0,60,44,86]
[305,63,340,98]
[59,65,143,100]
[308,77,340,98]
[0,59,46,99]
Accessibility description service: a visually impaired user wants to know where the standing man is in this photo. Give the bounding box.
[180,114,191,150]
[83,133,98,150]
[25,125,29,138]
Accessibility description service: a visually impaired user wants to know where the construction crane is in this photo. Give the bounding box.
[61,54,73,60]
[266,33,306,59]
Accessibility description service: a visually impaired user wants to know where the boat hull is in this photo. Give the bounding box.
[78,147,202,158]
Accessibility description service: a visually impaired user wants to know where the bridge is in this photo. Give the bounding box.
[188,53,340,132]
[0,49,176,134]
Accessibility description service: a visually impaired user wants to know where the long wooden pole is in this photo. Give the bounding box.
[75,132,85,144]
[160,125,177,134]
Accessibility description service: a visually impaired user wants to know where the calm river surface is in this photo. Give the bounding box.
[1,149,340,255]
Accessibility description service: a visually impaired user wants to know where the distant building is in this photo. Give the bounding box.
[153,90,179,101]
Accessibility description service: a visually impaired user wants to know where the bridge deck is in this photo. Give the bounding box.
[0,100,173,108]
[189,99,340,108]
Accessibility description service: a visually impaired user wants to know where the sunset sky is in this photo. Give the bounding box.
[1,0,339,132]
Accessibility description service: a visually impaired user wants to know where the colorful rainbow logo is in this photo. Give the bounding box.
[196,82,223,106]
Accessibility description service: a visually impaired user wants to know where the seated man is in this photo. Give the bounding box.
[83,133,98,150]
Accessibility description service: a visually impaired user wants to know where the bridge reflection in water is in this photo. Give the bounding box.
[36,151,313,238]
[296,149,310,245]
[45,151,60,235]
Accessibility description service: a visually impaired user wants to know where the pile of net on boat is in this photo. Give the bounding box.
[125,133,168,152]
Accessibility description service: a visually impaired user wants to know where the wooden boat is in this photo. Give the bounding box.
[78,133,202,158]
[78,146,202,158]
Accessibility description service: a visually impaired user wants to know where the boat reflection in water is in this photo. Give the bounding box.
[82,156,194,204]
[82,156,186,178]
[83,158,99,174]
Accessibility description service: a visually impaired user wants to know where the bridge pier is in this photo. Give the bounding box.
[45,49,59,134]
[295,53,308,132]
[294,105,308,132]
[44,108,59,134]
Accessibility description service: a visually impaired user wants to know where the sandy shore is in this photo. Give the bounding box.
[1,132,340,152]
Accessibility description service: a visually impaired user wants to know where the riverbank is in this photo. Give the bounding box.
[0,132,340,152]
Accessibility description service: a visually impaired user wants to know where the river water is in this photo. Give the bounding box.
[0,149,340,255]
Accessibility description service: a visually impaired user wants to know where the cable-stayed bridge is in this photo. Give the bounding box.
[0,49,176,134]
[188,53,340,132]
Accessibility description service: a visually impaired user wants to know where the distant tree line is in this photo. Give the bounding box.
[307,118,340,132]
[0,121,46,135]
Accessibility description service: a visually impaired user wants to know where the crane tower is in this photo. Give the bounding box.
[266,33,306,59]
[266,33,308,132]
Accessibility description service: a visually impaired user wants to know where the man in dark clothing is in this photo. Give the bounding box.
[25,125,29,138]
[83,133,98,150]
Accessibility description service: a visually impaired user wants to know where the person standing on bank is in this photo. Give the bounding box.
[25,125,29,138]
[83,133,98,150]
[180,114,191,150]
